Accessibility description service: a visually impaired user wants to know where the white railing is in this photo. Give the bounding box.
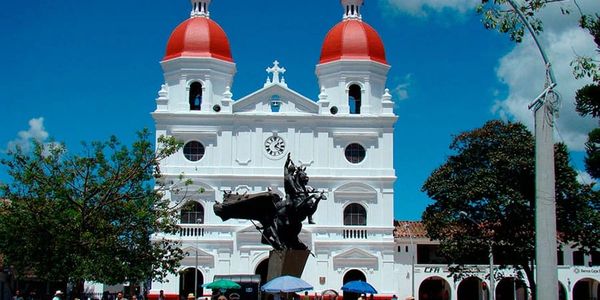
[179,226,205,237]
[343,228,368,239]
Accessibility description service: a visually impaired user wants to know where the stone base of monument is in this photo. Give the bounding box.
[266,249,311,281]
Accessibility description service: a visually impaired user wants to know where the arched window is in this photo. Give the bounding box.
[348,84,361,114]
[344,203,366,226]
[180,202,204,224]
[189,82,203,110]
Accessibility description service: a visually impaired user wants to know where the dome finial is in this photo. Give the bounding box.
[190,0,211,18]
[341,0,363,20]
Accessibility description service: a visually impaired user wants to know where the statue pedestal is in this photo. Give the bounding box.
[267,249,310,281]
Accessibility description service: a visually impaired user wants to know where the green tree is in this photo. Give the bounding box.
[573,14,600,179]
[421,120,599,296]
[0,130,185,293]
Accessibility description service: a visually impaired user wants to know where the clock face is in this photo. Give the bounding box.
[264,135,285,157]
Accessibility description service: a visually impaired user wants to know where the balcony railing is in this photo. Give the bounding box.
[343,228,368,239]
[180,226,205,237]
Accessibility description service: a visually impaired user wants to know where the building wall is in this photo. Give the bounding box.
[151,55,398,297]
[394,237,600,300]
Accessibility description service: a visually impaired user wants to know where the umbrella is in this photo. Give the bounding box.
[341,281,377,294]
[261,275,313,293]
[202,279,241,290]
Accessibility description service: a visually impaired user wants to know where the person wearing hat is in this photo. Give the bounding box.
[52,291,63,300]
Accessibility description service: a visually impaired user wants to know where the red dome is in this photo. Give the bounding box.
[163,17,233,62]
[319,19,387,64]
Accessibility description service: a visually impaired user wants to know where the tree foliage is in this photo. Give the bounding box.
[573,14,600,180]
[0,130,185,286]
[476,0,549,43]
[421,120,599,293]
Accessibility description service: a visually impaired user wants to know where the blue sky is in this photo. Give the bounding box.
[0,0,597,220]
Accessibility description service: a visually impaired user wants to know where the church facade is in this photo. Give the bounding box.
[146,1,600,300]
[151,0,398,297]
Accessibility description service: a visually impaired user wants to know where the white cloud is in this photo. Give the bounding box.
[381,0,479,17]
[393,74,413,101]
[492,1,599,151]
[6,117,50,153]
[576,170,595,185]
[382,0,600,151]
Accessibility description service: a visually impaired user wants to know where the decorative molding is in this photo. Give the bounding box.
[180,247,215,268]
[333,248,378,269]
[171,129,218,137]
[332,131,379,138]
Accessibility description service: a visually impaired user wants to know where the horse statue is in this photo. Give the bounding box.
[213,153,326,250]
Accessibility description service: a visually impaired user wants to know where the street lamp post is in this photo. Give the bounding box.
[488,242,494,300]
[501,1,559,299]
[195,218,203,300]
[404,224,415,298]
[459,211,494,300]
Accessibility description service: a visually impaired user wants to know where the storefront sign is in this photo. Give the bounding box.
[573,267,600,274]
[424,267,445,273]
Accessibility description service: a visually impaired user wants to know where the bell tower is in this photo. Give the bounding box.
[157,0,236,114]
[315,0,393,116]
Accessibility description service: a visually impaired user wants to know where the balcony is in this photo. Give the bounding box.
[174,223,237,241]
[180,226,205,237]
[343,228,368,239]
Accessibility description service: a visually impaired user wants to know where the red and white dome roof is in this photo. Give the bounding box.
[319,0,387,64]
[163,1,233,62]
[319,19,387,64]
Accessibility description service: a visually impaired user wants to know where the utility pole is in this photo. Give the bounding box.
[504,1,559,299]
[195,218,203,299]
[460,211,494,300]
[404,224,415,298]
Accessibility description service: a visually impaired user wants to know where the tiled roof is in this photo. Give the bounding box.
[393,220,428,238]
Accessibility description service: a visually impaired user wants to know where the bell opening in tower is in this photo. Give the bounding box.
[349,84,361,114]
[189,82,203,110]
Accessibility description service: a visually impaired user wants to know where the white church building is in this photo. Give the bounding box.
[144,1,600,300]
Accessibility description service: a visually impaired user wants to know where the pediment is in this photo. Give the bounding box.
[233,84,319,114]
[236,224,265,247]
[181,246,215,267]
[171,181,216,206]
[334,183,377,201]
[332,248,378,269]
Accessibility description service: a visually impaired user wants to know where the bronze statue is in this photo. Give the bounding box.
[213,153,326,250]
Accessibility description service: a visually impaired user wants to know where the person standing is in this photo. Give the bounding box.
[158,291,166,300]
[13,290,24,300]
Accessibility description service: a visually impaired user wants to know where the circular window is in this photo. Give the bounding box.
[183,141,205,162]
[330,106,338,115]
[345,143,365,164]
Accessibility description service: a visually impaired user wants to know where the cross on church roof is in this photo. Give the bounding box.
[265,60,287,87]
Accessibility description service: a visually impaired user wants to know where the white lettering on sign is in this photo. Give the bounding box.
[573,268,600,274]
